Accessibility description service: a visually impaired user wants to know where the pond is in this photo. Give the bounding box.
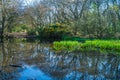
[0,39,120,80]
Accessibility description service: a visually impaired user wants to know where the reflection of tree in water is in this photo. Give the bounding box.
[0,70,17,80]
[44,50,120,80]
[0,41,16,80]
[0,40,40,79]
[0,41,120,80]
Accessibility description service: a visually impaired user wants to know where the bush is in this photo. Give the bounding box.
[27,29,36,36]
[37,23,71,41]
[12,24,28,32]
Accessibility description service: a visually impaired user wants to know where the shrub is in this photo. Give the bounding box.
[37,23,71,41]
[27,29,36,36]
[12,24,28,32]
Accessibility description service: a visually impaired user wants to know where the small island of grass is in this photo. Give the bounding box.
[53,40,120,55]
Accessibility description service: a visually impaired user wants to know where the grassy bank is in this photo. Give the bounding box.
[53,40,120,55]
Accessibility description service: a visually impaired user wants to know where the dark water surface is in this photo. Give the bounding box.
[0,40,120,80]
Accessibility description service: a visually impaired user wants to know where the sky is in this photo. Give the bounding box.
[23,0,34,6]
[24,0,42,6]
[25,0,33,5]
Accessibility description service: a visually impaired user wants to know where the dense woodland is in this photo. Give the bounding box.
[0,0,120,42]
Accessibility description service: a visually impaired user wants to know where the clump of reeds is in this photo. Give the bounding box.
[53,40,120,55]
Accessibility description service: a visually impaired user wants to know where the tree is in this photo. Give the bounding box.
[0,0,26,42]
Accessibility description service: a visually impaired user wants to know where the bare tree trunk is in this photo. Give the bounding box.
[0,0,5,42]
[0,0,2,42]
[0,16,5,42]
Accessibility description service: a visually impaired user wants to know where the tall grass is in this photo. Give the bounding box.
[53,40,120,55]
[53,41,81,51]
[83,40,120,51]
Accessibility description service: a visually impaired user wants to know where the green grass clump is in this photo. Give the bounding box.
[53,40,120,55]
[53,41,81,51]
[83,40,120,51]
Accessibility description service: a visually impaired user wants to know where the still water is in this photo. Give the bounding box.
[0,40,120,80]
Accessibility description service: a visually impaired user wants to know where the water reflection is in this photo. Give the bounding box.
[18,65,52,80]
[0,41,120,80]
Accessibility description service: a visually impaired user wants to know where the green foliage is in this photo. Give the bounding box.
[37,23,71,41]
[53,41,81,51]
[27,29,36,35]
[110,5,119,11]
[83,40,120,51]
[12,24,28,32]
[62,36,93,42]
[53,40,120,55]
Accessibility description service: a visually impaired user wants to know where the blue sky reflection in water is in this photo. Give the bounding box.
[18,65,52,80]
[17,64,106,80]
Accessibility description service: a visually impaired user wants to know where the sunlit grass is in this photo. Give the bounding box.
[53,40,120,55]
[53,41,81,51]
[83,40,120,51]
